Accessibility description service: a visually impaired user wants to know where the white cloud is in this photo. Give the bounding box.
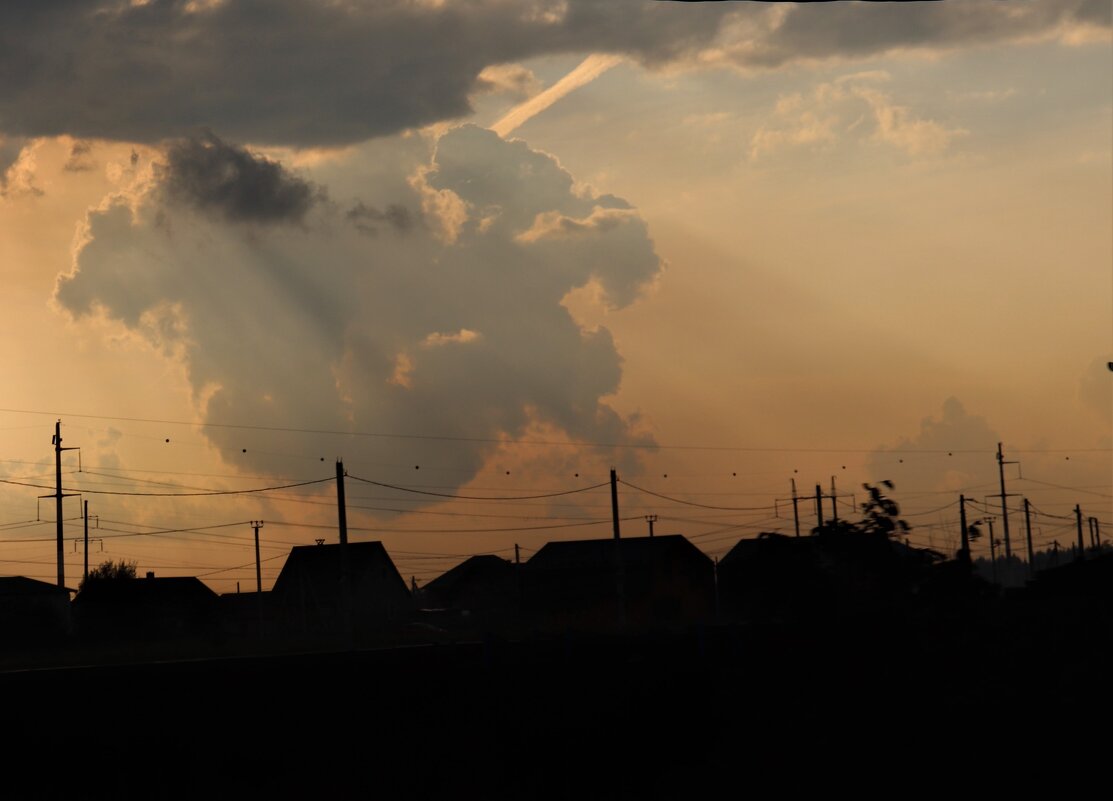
[749,76,966,161]
[54,125,661,492]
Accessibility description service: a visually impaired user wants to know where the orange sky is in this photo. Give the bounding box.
[0,1,1109,590]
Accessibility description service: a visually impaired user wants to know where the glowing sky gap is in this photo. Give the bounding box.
[491,53,623,137]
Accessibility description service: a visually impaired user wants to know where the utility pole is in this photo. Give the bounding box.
[336,459,352,643]
[251,521,264,593]
[251,519,264,637]
[1023,499,1034,578]
[83,500,89,585]
[1090,517,1101,549]
[790,478,800,538]
[46,422,78,588]
[1075,505,1085,560]
[995,443,1018,560]
[959,495,970,564]
[336,460,348,546]
[610,469,621,540]
[988,518,998,583]
[645,514,658,537]
[814,485,823,531]
[514,543,520,566]
[609,469,626,627]
[830,476,839,527]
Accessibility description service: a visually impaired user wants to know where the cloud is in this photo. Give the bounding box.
[707,0,1110,70]
[63,139,96,172]
[867,398,1001,494]
[475,63,544,101]
[55,125,660,491]
[0,136,42,198]
[157,133,320,224]
[346,201,414,237]
[749,75,965,161]
[1,1,1103,148]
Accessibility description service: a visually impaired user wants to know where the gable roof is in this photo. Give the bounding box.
[0,576,72,598]
[272,541,408,596]
[525,535,711,572]
[74,575,218,605]
[421,555,515,607]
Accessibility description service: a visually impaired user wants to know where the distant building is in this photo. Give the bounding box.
[522,535,715,632]
[270,542,413,635]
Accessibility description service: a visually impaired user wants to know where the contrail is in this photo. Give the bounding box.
[491,53,623,138]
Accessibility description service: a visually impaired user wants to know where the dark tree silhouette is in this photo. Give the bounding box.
[79,559,138,592]
[858,480,910,539]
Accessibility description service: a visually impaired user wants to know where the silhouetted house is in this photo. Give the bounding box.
[73,574,220,641]
[1025,550,1113,607]
[0,576,72,644]
[522,535,715,632]
[270,542,413,636]
[718,531,944,623]
[218,590,275,639]
[420,555,519,630]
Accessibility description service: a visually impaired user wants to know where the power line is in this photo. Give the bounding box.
[5,407,1107,454]
[0,476,333,497]
[617,479,775,512]
[347,474,608,501]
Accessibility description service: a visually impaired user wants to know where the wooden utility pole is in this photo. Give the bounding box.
[829,476,839,527]
[645,514,657,537]
[336,460,348,545]
[814,485,823,530]
[251,520,264,593]
[959,494,970,564]
[336,459,353,643]
[83,500,89,585]
[1023,499,1034,578]
[996,443,1018,560]
[988,518,998,583]
[609,469,626,627]
[610,469,621,540]
[47,422,78,588]
[790,478,800,538]
[1075,505,1085,560]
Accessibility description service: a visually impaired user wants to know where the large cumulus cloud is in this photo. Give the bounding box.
[55,125,660,487]
[0,1,1105,147]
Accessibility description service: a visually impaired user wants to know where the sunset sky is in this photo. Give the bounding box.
[1,0,1109,591]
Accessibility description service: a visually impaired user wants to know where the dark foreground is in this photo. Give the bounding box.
[4,616,1110,800]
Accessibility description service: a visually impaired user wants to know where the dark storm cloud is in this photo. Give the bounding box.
[159,133,318,223]
[737,0,1109,68]
[346,201,413,236]
[1,1,1103,148]
[0,0,722,147]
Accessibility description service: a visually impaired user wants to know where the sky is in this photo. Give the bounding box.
[1,0,1110,592]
